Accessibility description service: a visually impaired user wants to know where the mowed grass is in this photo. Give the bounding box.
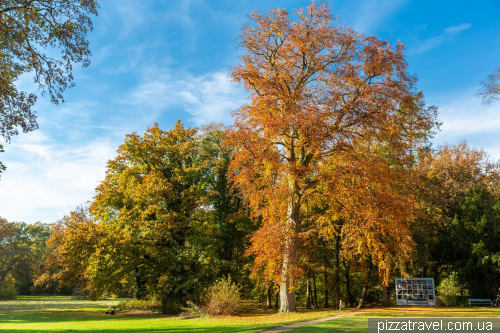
[2,297,499,333]
[0,296,354,332]
[288,306,500,332]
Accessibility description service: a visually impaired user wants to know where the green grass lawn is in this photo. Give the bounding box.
[288,306,500,332]
[0,296,348,332]
[1,296,498,333]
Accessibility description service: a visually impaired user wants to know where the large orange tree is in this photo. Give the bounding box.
[228,1,436,311]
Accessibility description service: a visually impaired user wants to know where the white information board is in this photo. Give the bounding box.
[395,278,436,306]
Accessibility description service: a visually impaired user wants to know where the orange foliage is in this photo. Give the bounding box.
[416,141,500,224]
[227,1,436,308]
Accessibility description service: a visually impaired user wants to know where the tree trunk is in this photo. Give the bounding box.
[343,259,353,307]
[358,261,373,308]
[161,297,179,314]
[383,286,388,306]
[335,235,340,309]
[279,199,299,313]
[275,288,279,308]
[267,286,272,308]
[313,273,319,308]
[306,277,312,309]
[324,265,329,308]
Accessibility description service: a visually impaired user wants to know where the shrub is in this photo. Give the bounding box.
[117,298,162,312]
[0,275,18,299]
[204,276,241,316]
[0,286,17,299]
[180,300,204,319]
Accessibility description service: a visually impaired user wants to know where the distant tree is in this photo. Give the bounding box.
[0,217,20,290]
[197,124,256,281]
[36,206,97,294]
[10,222,51,294]
[415,142,500,297]
[0,0,99,176]
[435,186,500,298]
[477,67,500,104]
[0,218,52,296]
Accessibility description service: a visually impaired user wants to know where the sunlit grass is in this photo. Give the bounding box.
[0,296,353,332]
[1,297,498,332]
[288,306,500,332]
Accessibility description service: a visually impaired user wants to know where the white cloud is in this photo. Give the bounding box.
[124,68,247,126]
[0,133,116,223]
[431,89,500,161]
[408,23,472,55]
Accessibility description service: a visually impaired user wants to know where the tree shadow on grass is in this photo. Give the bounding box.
[0,310,276,333]
[0,329,263,333]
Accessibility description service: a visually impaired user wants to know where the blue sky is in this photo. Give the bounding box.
[1,0,499,224]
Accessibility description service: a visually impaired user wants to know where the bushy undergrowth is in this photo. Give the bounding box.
[180,300,204,319]
[0,286,18,299]
[117,298,162,312]
[0,275,18,299]
[203,277,241,316]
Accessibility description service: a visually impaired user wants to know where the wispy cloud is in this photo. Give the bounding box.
[352,0,410,34]
[431,88,500,161]
[124,68,247,126]
[408,23,472,55]
[444,23,471,34]
[1,132,116,223]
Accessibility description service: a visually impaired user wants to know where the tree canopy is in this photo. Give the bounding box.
[0,0,99,177]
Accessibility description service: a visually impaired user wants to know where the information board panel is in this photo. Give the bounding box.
[395,278,436,306]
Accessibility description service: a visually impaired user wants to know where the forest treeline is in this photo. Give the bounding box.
[1,2,500,315]
[1,129,499,313]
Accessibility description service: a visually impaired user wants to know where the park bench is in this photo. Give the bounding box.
[468,299,492,307]
[406,298,428,306]
[105,305,116,315]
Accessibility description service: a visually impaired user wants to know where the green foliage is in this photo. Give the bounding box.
[204,276,241,316]
[117,298,162,312]
[0,285,17,299]
[434,186,500,298]
[436,272,467,296]
[435,295,470,307]
[1,217,52,296]
[0,274,17,299]
[196,123,257,291]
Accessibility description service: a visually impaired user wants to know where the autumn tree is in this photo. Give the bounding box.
[39,122,255,313]
[415,142,500,296]
[36,206,99,295]
[228,1,436,312]
[0,0,99,175]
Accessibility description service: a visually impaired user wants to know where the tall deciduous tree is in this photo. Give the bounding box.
[0,0,99,175]
[228,1,435,312]
[40,122,255,314]
[89,121,203,313]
